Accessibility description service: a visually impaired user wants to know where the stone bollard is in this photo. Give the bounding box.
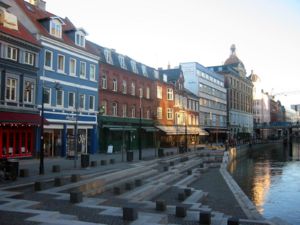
[19,169,29,177]
[123,207,138,221]
[110,159,115,164]
[52,165,60,173]
[184,188,192,196]
[113,187,121,195]
[70,191,83,203]
[163,166,168,171]
[176,205,187,217]
[34,181,43,191]
[135,179,142,187]
[187,169,192,175]
[227,217,239,225]
[199,210,211,225]
[54,177,63,186]
[156,200,166,211]
[100,160,107,166]
[178,192,186,201]
[90,161,97,167]
[170,161,175,166]
[71,174,80,182]
[125,183,133,190]
[171,152,174,155]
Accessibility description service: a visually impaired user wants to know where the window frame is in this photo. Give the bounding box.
[89,64,96,81]
[44,50,53,69]
[68,92,75,108]
[101,74,107,89]
[56,89,64,107]
[23,80,35,104]
[89,95,95,111]
[24,51,34,65]
[167,88,173,100]
[79,94,85,110]
[79,61,86,78]
[122,80,127,94]
[112,102,118,116]
[146,87,150,99]
[50,18,62,38]
[57,54,65,73]
[6,46,18,61]
[43,87,51,106]
[75,31,85,47]
[157,86,162,99]
[5,77,18,102]
[122,104,127,117]
[167,108,174,120]
[69,58,76,76]
[157,107,162,119]
[131,82,135,96]
[112,78,118,92]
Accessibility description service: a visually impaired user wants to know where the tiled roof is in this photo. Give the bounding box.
[15,0,98,56]
[0,21,40,46]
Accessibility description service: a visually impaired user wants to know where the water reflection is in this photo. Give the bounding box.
[230,140,300,225]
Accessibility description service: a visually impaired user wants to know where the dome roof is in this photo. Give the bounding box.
[249,70,261,82]
[224,44,243,65]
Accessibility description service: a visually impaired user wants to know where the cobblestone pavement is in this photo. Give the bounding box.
[0,148,269,225]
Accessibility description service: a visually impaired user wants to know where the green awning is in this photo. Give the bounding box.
[142,126,159,132]
[103,125,136,131]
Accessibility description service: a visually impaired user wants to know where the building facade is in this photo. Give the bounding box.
[209,45,253,141]
[9,0,100,157]
[181,62,227,143]
[0,2,41,158]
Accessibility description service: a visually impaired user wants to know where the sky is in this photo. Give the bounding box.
[44,0,300,108]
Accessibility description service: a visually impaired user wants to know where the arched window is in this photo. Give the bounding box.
[112,102,118,116]
[112,78,117,92]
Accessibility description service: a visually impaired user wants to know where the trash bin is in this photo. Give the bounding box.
[127,151,133,162]
[6,159,19,180]
[81,154,90,168]
[158,148,164,157]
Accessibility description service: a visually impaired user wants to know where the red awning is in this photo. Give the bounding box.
[0,112,47,126]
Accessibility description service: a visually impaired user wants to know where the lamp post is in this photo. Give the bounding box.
[39,85,45,175]
[184,111,188,152]
[138,95,142,160]
[74,88,79,168]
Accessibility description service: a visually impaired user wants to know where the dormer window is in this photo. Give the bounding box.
[50,18,62,38]
[131,60,138,73]
[104,49,113,64]
[141,65,148,77]
[75,31,85,47]
[118,55,127,70]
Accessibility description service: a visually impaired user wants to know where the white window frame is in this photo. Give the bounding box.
[79,94,85,110]
[157,107,162,119]
[79,61,86,78]
[122,80,127,94]
[56,89,64,107]
[112,78,118,92]
[122,104,127,117]
[157,86,162,99]
[89,64,96,81]
[89,95,95,111]
[119,55,127,69]
[75,31,85,47]
[23,80,35,104]
[24,51,34,65]
[131,106,136,118]
[44,50,53,69]
[57,54,65,73]
[101,74,107,89]
[141,65,148,77]
[44,87,51,106]
[68,92,75,108]
[69,58,76,76]
[50,19,62,38]
[146,87,150,99]
[146,109,150,119]
[131,82,135,96]
[131,60,138,73]
[112,102,118,116]
[167,108,173,120]
[5,77,18,102]
[167,88,173,100]
[139,87,143,98]
[6,46,18,61]
[101,100,107,115]
[104,49,113,64]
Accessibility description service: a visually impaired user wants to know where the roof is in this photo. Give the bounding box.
[15,0,98,55]
[0,20,40,46]
[224,44,244,66]
[159,68,183,83]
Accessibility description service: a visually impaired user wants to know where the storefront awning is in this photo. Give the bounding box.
[142,126,159,132]
[0,111,47,126]
[103,125,136,131]
[156,125,209,135]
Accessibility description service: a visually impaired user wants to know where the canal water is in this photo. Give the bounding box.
[229,140,300,225]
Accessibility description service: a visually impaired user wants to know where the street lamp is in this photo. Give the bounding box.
[138,94,142,160]
[184,111,188,152]
[39,84,45,175]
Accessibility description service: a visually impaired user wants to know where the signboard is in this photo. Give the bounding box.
[107,145,113,154]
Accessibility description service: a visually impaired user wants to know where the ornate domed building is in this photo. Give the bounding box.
[208,45,254,141]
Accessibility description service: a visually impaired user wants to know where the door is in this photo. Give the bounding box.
[44,130,54,157]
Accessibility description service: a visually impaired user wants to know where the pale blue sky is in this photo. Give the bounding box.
[45,0,300,107]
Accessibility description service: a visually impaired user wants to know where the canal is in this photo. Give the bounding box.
[229,140,300,225]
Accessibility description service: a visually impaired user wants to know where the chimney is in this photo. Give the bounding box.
[29,0,46,10]
[167,62,171,69]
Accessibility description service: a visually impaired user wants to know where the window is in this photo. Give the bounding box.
[119,55,127,69]
[79,94,85,109]
[24,51,34,65]
[112,78,117,92]
[68,92,75,108]
[131,106,136,118]
[7,46,18,61]
[157,107,162,119]
[167,108,173,120]
[139,87,143,98]
[89,95,95,110]
[50,19,62,38]
[112,102,118,116]
[24,80,34,104]
[122,80,127,94]
[44,87,51,105]
[104,49,113,64]
[56,89,63,107]
[146,109,150,119]
[90,64,96,81]
[131,60,138,73]
[57,54,65,72]
[101,74,107,89]
[131,82,135,96]
[154,70,159,79]
[141,65,148,77]
[101,100,107,115]
[5,78,17,101]
[75,31,85,47]
[69,58,76,76]
[157,86,162,99]
[80,61,86,78]
[167,88,173,100]
[44,50,53,69]
[122,104,127,117]
[146,87,150,99]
